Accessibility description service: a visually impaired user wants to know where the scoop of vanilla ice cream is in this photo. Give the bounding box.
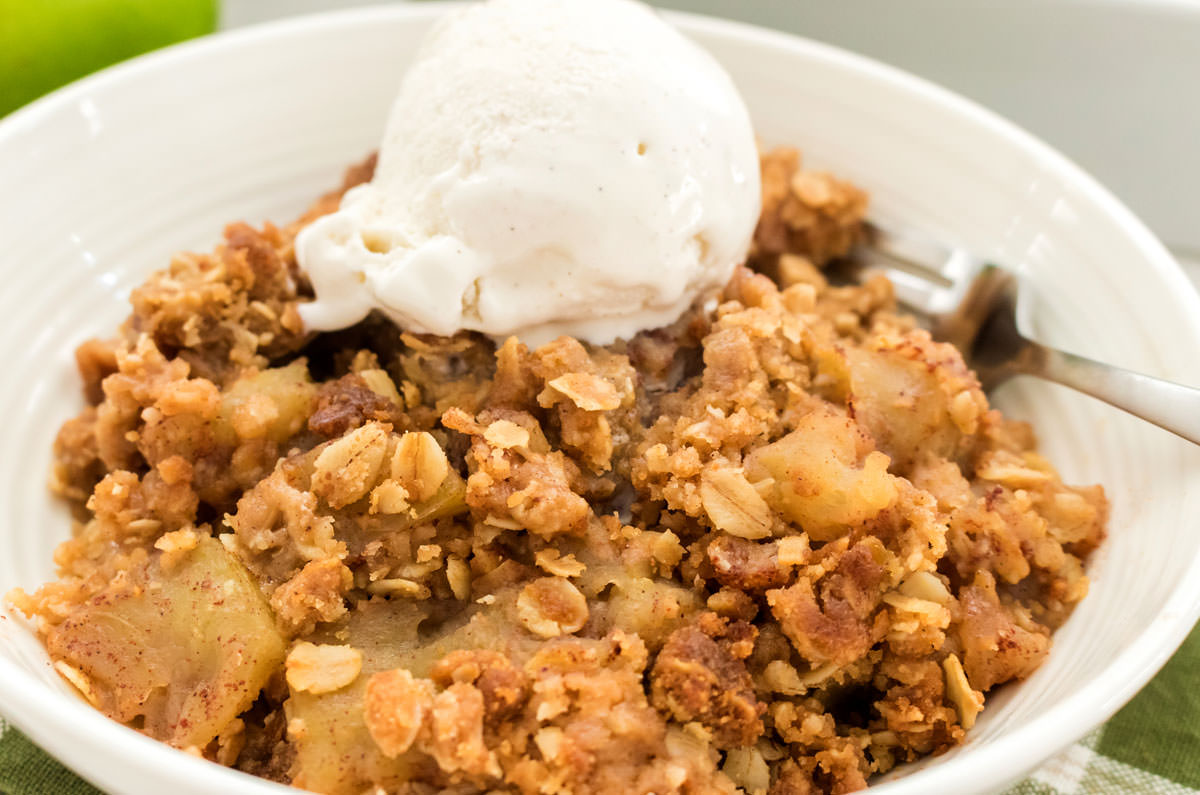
[296,0,760,347]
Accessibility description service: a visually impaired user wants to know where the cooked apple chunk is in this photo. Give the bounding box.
[44,534,285,749]
[745,408,899,540]
[286,599,430,794]
[217,359,317,445]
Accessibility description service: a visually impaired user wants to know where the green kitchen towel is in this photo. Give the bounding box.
[0,723,101,795]
[0,0,217,116]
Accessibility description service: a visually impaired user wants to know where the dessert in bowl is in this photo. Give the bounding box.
[0,2,1199,794]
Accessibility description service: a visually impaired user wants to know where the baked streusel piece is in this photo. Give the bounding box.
[12,148,1106,794]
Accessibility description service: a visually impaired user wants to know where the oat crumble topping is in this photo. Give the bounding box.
[9,148,1107,794]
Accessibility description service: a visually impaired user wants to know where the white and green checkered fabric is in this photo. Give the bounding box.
[1008,731,1199,795]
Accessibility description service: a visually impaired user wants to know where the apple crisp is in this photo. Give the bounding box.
[10,148,1107,794]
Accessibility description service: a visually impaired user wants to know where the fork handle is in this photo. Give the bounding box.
[1027,343,1200,445]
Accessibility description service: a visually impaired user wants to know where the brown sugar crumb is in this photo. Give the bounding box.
[707,535,789,592]
[364,668,433,757]
[74,338,119,406]
[308,373,407,438]
[767,540,889,668]
[650,613,764,748]
[13,149,1108,795]
[755,147,868,265]
[269,558,353,637]
[444,407,591,539]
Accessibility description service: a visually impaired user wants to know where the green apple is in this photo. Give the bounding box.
[0,0,217,116]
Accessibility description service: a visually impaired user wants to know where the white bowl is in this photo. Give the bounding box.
[1,5,1199,794]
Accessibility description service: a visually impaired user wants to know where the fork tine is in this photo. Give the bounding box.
[849,247,941,318]
[867,223,960,285]
[939,247,982,286]
[854,223,991,318]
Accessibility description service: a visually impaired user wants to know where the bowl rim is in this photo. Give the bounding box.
[2,3,1200,793]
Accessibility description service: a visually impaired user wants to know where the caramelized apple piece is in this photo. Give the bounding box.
[746,408,899,540]
[286,592,538,793]
[216,359,316,445]
[45,535,285,749]
[286,600,429,794]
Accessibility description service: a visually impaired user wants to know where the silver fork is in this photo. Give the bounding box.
[841,223,1200,445]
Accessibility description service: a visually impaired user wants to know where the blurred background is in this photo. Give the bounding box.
[3,0,1198,272]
